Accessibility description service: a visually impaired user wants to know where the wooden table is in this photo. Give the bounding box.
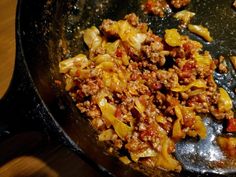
[0,0,16,98]
[0,132,103,177]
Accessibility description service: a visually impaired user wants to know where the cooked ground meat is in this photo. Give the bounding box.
[142,0,191,17]
[217,136,236,157]
[171,0,191,8]
[215,56,228,74]
[59,13,234,172]
[142,0,169,17]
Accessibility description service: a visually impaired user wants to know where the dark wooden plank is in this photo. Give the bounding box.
[0,131,103,177]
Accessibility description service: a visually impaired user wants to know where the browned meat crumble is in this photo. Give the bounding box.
[142,0,191,17]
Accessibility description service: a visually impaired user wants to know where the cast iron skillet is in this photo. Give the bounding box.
[1,0,236,176]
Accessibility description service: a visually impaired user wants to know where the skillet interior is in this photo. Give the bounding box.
[18,0,236,176]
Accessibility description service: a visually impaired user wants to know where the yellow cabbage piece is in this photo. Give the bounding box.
[171,80,206,92]
[174,10,195,26]
[172,106,185,140]
[98,129,114,141]
[59,54,91,90]
[218,88,232,112]
[102,71,127,93]
[130,148,158,162]
[59,54,88,74]
[121,54,130,66]
[104,39,131,65]
[105,40,120,55]
[188,24,213,42]
[77,69,91,79]
[98,97,133,139]
[151,138,181,172]
[83,26,103,49]
[188,89,205,96]
[96,61,115,71]
[173,106,207,140]
[119,156,131,165]
[164,29,182,47]
[117,20,147,50]
[104,20,146,51]
[156,115,167,124]
[134,98,145,114]
[127,33,147,51]
[92,54,113,65]
[187,116,206,139]
[194,52,212,68]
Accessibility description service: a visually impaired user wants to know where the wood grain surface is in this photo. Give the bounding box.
[0,156,59,177]
[0,0,17,98]
[0,132,103,177]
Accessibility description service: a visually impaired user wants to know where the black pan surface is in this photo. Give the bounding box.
[17,0,236,176]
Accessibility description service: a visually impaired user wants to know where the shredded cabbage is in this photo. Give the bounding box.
[156,115,167,124]
[104,20,146,51]
[130,148,157,162]
[134,98,145,114]
[83,26,103,49]
[119,156,131,165]
[152,138,181,172]
[98,97,133,139]
[102,71,127,92]
[92,54,113,64]
[164,29,182,47]
[172,106,185,140]
[171,80,206,92]
[96,61,115,71]
[59,54,88,74]
[174,10,195,26]
[105,40,120,55]
[188,24,213,42]
[98,129,114,141]
[194,52,212,67]
[218,88,232,112]
[173,106,207,140]
[187,116,206,138]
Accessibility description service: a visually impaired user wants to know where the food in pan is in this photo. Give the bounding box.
[143,0,213,42]
[59,13,234,172]
[230,56,236,70]
[142,0,191,17]
[187,24,213,42]
[143,0,214,42]
[217,136,236,157]
[173,10,195,27]
[215,55,228,74]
